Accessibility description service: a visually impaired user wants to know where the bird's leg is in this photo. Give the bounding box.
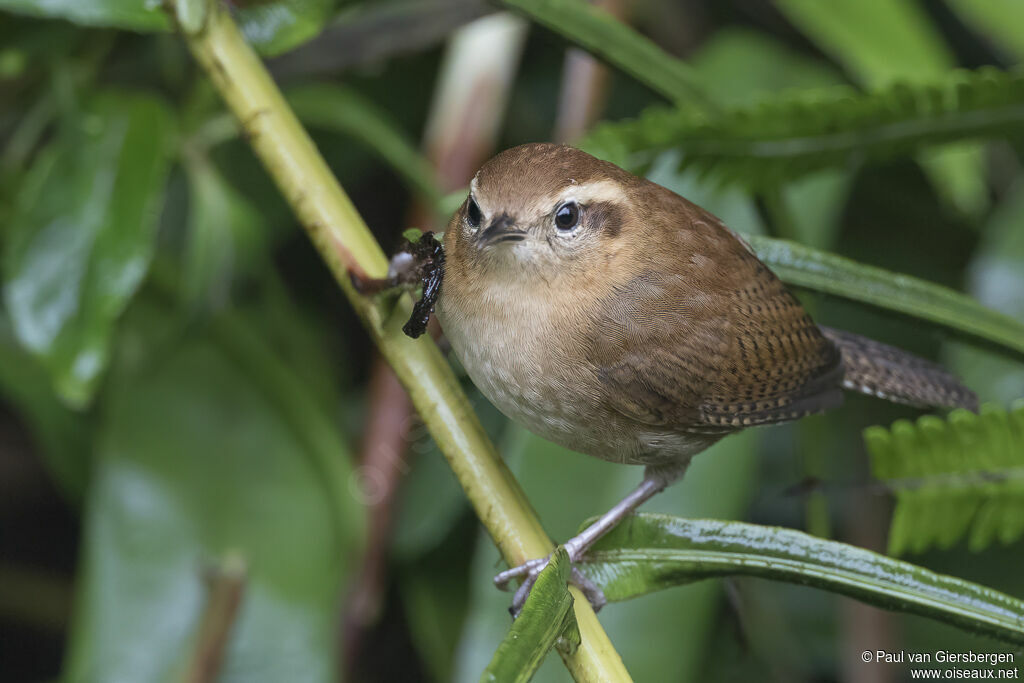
[494,461,689,616]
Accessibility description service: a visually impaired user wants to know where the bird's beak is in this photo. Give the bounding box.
[476,213,526,249]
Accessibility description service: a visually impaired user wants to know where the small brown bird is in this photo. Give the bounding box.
[431,142,976,612]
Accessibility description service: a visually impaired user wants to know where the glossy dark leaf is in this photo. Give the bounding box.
[64,299,365,682]
[0,0,169,31]
[0,312,90,502]
[235,0,336,57]
[579,514,1024,645]
[0,0,340,56]
[3,93,174,407]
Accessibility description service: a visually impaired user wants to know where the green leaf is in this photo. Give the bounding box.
[780,170,852,249]
[2,92,174,407]
[174,0,208,35]
[0,312,90,502]
[745,234,1024,360]
[497,0,715,111]
[400,549,474,683]
[583,67,1024,191]
[775,0,985,215]
[182,154,268,308]
[0,0,169,31]
[866,403,1024,556]
[401,228,425,244]
[644,152,763,237]
[1,0,338,56]
[480,548,576,683]
[687,28,842,107]
[953,177,1024,404]
[920,143,989,218]
[649,29,850,249]
[64,299,364,683]
[946,0,1024,62]
[391,394,506,563]
[579,514,1024,646]
[235,0,336,57]
[391,430,471,561]
[775,0,953,87]
[287,84,445,212]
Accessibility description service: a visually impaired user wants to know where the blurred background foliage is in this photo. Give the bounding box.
[1,0,1023,681]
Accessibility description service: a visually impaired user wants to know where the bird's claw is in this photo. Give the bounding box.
[493,556,547,590]
[494,552,607,617]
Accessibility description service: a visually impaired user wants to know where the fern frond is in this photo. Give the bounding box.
[865,402,1024,556]
[584,66,1024,188]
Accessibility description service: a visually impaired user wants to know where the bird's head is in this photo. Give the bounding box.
[445,143,638,285]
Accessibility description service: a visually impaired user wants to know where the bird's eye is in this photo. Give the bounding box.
[554,201,580,231]
[466,198,482,228]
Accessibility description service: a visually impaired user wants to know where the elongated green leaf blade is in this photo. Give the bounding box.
[579,514,1024,645]
[481,548,577,683]
[2,92,174,407]
[746,234,1024,359]
[497,0,715,111]
[866,403,1024,556]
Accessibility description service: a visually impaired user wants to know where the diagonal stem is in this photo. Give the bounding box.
[172,2,631,680]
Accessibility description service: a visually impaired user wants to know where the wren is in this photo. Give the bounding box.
[420,143,976,613]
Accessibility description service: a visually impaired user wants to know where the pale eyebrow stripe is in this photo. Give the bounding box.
[559,179,628,205]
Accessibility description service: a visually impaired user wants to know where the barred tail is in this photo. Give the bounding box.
[820,327,978,412]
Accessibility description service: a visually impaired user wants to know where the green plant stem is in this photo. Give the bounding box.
[174,2,630,680]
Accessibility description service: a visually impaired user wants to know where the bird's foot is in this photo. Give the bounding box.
[493,544,606,618]
[492,467,685,618]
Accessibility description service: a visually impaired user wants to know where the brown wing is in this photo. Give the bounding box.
[588,196,844,434]
[697,261,844,428]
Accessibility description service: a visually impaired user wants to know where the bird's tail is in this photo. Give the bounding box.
[820,326,978,412]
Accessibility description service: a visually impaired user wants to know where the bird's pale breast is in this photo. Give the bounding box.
[435,281,713,466]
